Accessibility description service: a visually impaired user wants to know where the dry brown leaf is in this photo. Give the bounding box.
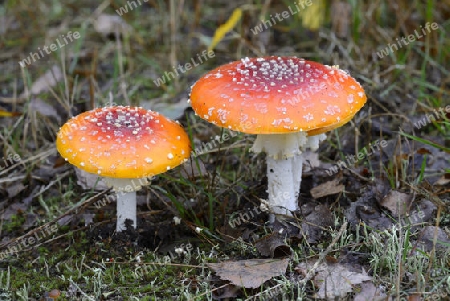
[297,260,372,300]
[345,182,395,231]
[310,179,344,199]
[316,265,372,299]
[207,258,289,288]
[254,232,292,258]
[379,190,413,217]
[435,174,450,186]
[353,281,390,301]
[406,294,422,301]
[300,203,334,243]
[6,182,27,198]
[3,189,34,220]
[417,226,450,252]
[401,199,436,229]
[0,109,21,117]
[23,213,38,230]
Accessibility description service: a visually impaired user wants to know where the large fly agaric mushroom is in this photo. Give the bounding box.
[56,106,191,231]
[190,56,367,217]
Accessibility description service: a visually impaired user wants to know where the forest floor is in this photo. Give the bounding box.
[0,0,449,300]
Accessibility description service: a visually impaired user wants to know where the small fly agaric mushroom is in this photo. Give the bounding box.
[190,56,367,217]
[56,106,191,231]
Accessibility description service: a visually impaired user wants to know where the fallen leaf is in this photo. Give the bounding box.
[300,203,334,243]
[406,294,422,301]
[416,147,432,155]
[401,199,436,229]
[380,190,412,217]
[3,187,35,220]
[345,181,395,231]
[208,8,242,51]
[33,164,68,182]
[353,281,390,301]
[255,232,292,258]
[0,109,21,117]
[310,179,344,199]
[296,260,372,300]
[435,174,450,186]
[6,182,26,198]
[417,226,450,252]
[379,190,413,217]
[297,0,326,30]
[23,213,38,230]
[208,258,289,288]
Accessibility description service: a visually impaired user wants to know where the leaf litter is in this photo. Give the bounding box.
[0,1,449,299]
[208,258,289,288]
[296,258,372,300]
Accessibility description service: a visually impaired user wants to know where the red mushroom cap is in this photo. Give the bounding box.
[190,56,367,135]
[56,106,191,178]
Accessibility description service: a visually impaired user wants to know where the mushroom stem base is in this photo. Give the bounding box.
[116,191,137,231]
[266,155,302,215]
[251,132,326,216]
[103,177,142,232]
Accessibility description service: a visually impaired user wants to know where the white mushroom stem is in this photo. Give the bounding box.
[265,155,302,215]
[251,132,326,216]
[103,177,150,232]
[116,190,136,232]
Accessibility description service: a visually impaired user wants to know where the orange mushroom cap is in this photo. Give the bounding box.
[56,106,191,178]
[190,56,367,135]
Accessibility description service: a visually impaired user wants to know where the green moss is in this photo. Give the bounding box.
[3,214,25,232]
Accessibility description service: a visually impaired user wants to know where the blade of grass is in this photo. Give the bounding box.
[399,131,450,152]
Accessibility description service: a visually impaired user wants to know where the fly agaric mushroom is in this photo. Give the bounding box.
[190,56,367,216]
[56,106,191,231]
